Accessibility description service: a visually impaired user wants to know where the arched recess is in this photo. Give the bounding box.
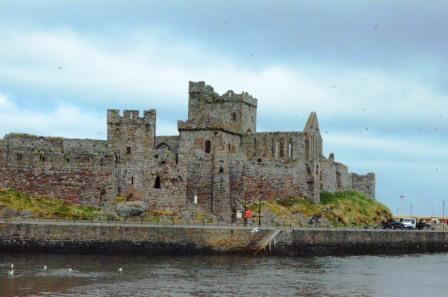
[156,143,171,151]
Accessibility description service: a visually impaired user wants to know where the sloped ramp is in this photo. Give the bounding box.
[249,229,282,254]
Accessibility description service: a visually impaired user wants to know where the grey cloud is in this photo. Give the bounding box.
[2,0,448,67]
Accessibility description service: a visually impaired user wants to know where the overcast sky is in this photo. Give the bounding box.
[0,0,447,216]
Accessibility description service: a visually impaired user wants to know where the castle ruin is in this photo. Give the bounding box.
[0,81,375,222]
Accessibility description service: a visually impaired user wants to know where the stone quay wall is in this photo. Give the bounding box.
[0,221,273,255]
[1,222,448,256]
[272,229,448,256]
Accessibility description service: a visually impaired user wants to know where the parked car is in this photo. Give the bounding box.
[402,218,417,229]
[382,220,405,229]
[416,220,431,230]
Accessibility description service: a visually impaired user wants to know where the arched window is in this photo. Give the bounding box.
[205,140,211,153]
[154,176,161,189]
[232,112,237,122]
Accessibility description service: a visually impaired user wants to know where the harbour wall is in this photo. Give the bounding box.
[273,229,448,256]
[0,221,273,255]
[1,221,448,256]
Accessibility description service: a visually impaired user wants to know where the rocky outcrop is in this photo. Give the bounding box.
[115,201,148,218]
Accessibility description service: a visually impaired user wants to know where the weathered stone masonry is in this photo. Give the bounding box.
[0,81,375,222]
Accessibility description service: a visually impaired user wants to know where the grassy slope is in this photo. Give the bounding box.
[0,188,392,227]
[262,191,393,227]
[0,189,104,219]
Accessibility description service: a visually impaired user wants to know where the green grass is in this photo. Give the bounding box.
[321,191,392,226]
[0,189,105,219]
[266,191,392,227]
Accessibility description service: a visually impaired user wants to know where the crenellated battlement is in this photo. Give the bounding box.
[187,81,258,134]
[189,81,257,108]
[107,109,156,125]
[106,108,157,159]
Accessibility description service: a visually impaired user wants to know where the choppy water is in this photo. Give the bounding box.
[1,253,447,297]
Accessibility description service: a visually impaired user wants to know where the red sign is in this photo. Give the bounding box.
[243,210,253,219]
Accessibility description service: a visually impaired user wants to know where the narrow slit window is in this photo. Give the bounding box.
[288,143,293,159]
[205,140,211,154]
[154,176,161,189]
[279,139,284,158]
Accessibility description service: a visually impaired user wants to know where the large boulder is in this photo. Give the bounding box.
[115,201,148,218]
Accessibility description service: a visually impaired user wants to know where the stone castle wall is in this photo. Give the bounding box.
[352,172,376,199]
[0,81,376,222]
[0,134,117,208]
